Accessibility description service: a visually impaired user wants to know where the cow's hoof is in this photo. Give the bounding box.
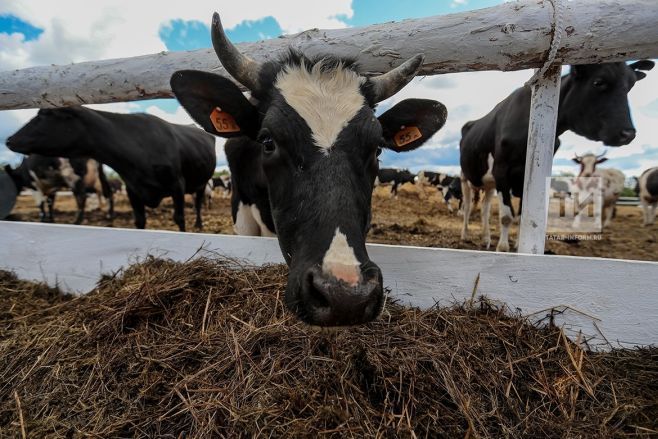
[482,238,491,249]
[496,242,510,252]
[460,231,468,241]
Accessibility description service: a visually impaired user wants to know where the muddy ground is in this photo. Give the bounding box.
[7,184,658,262]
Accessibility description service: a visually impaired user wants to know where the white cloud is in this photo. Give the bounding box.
[0,0,352,70]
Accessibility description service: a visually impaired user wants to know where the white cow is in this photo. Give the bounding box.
[636,167,658,226]
[573,153,625,228]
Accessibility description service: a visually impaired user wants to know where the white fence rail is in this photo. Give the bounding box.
[0,0,657,109]
[2,222,657,349]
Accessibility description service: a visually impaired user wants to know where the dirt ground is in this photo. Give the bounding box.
[6,184,658,262]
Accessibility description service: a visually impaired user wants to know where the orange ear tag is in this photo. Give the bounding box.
[393,126,422,148]
[210,107,240,133]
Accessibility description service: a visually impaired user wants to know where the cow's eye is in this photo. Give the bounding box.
[593,79,606,89]
[260,136,276,154]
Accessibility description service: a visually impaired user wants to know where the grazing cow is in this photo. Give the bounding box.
[4,155,113,223]
[418,171,463,212]
[376,168,418,196]
[636,167,658,226]
[7,107,216,231]
[170,13,447,326]
[572,153,625,228]
[460,60,654,251]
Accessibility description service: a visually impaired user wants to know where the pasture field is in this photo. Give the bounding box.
[8,184,658,262]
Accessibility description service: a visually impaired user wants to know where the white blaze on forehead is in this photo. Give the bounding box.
[322,227,361,286]
[275,62,365,152]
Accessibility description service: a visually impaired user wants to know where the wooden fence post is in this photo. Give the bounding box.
[518,65,562,254]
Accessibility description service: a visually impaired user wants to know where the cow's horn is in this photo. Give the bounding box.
[596,150,608,160]
[370,54,425,103]
[211,12,262,91]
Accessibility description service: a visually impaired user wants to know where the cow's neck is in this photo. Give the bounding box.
[78,112,142,178]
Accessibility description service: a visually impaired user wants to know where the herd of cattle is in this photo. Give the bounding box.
[1,14,657,326]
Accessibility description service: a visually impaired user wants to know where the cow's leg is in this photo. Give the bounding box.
[46,193,56,223]
[649,202,657,226]
[496,190,514,252]
[194,188,204,230]
[391,183,398,198]
[73,184,86,225]
[126,188,146,229]
[480,188,494,249]
[513,197,522,225]
[444,192,454,213]
[460,178,472,240]
[640,200,650,226]
[98,168,114,220]
[602,204,614,228]
[171,185,186,232]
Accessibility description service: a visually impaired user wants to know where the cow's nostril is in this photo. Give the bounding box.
[620,128,636,141]
[304,271,331,310]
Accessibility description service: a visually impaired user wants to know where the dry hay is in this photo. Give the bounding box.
[0,258,656,438]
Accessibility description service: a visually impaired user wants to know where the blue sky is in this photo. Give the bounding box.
[1,0,657,178]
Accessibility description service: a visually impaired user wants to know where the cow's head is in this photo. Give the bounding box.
[573,152,607,178]
[6,107,89,157]
[562,60,654,146]
[171,13,446,327]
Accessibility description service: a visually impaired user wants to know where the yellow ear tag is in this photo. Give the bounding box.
[210,107,240,133]
[393,126,422,148]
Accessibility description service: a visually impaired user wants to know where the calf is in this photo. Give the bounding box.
[170,13,446,326]
[7,107,216,231]
[375,168,418,196]
[460,60,653,251]
[572,153,625,228]
[4,155,112,223]
[636,167,658,226]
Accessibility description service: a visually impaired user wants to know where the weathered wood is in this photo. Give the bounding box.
[1,221,657,348]
[518,65,562,254]
[1,0,657,109]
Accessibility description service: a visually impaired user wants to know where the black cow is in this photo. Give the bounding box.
[4,155,113,223]
[170,13,446,326]
[375,168,418,196]
[418,171,463,212]
[460,60,654,251]
[637,167,658,226]
[7,106,216,231]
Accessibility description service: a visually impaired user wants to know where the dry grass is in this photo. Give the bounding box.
[0,258,656,438]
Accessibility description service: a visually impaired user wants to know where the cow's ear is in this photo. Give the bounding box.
[572,158,581,164]
[3,165,13,176]
[629,60,654,81]
[171,70,259,139]
[378,99,447,152]
[596,157,609,164]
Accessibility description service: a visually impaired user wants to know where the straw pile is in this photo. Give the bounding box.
[0,257,656,438]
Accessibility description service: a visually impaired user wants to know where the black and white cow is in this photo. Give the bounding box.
[7,107,216,231]
[4,155,113,223]
[375,168,418,197]
[170,13,447,326]
[418,171,462,212]
[460,60,654,251]
[636,166,658,226]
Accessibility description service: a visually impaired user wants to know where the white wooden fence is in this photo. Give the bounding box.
[1,0,658,347]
